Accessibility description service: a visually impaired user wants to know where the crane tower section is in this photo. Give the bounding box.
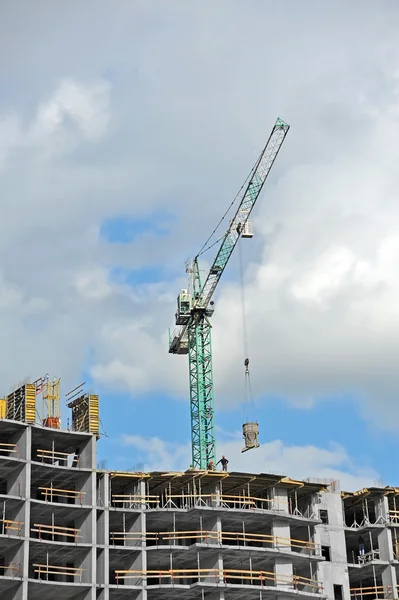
[169,118,290,469]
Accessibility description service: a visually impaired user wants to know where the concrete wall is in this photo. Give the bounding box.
[315,489,350,600]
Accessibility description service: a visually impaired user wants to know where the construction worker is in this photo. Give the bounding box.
[358,535,365,556]
[217,455,229,472]
[208,460,215,471]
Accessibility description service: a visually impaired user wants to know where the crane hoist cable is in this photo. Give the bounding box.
[238,238,255,423]
[197,162,257,258]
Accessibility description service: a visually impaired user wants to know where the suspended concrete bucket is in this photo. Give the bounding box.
[242,422,260,453]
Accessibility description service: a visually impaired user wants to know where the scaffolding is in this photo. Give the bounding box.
[36,446,79,466]
[39,485,85,504]
[41,376,61,429]
[6,383,36,423]
[67,393,100,438]
[31,522,81,542]
[33,562,84,582]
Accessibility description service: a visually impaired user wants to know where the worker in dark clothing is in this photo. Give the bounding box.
[217,456,229,472]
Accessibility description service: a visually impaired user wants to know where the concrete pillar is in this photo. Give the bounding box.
[375,496,398,598]
[138,480,147,600]
[87,436,97,600]
[21,425,31,599]
[317,489,351,600]
[102,472,110,599]
[272,486,290,514]
[271,488,294,589]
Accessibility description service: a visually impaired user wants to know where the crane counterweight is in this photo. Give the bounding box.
[169,117,290,469]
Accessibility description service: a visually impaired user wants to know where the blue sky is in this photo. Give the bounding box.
[2,1,399,490]
[93,208,398,488]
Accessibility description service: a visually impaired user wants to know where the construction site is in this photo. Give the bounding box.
[0,117,394,600]
[0,381,398,600]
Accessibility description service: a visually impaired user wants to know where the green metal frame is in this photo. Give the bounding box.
[169,118,290,471]
[188,312,215,468]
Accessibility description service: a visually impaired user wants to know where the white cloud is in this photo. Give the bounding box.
[291,246,357,306]
[74,267,112,300]
[0,77,110,168]
[121,432,379,492]
[0,1,399,439]
[35,79,110,141]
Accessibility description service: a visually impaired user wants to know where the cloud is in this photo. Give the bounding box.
[211,114,399,428]
[121,432,379,492]
[0,77,110,168]
[0,1,399,442]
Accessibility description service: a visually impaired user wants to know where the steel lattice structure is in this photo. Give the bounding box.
[169,117,290,469]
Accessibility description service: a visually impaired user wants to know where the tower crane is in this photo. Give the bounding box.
[169,118,290,470]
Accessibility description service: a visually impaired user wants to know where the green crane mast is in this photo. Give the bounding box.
[169,117,290,470]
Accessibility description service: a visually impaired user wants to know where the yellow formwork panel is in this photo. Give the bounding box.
[88,395,99,435]
[25,384,36,424]
[0,399,6,419]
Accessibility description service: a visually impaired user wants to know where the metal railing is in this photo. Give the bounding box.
[350,585,393,599]
[39,486,85,504]
[0,563,21,578]
[109,529,320,554]
[0,518,23,536]
[114,568,323,591]
[31,523,81,542]
[36,448,79,466]
[33,563,84,582]
[0,443,18,457]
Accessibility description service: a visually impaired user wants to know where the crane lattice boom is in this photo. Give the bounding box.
[197,118,290,310]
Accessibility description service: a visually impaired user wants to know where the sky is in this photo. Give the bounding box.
[1,0,399,490]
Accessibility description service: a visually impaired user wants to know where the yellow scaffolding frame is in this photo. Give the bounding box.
[31,523,81,542]
[33,563,84,582]
[350,585,392,599]
[39,486,85,504]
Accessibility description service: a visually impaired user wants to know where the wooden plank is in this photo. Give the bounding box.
[39,486,85,494]
[33,523,79,532]
[114,568,322,589]
[37,448,76,457]
[33,563,84,576]
[109,529,317,551]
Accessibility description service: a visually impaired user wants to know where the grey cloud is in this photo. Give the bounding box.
[0,1,399,427]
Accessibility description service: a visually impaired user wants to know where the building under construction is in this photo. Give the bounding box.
[0,378,396,599]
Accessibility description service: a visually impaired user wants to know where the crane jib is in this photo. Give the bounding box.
[169,117,290,356]
[197,117,290,310]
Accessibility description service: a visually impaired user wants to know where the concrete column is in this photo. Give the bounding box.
[271,489,294,589]
[88,437,97,600]
[139,480,147,600]
[317,490,351,600]
[102,472,109,600]
[375,496,398,598]
[21,425,31,599]
[272,486,289,514]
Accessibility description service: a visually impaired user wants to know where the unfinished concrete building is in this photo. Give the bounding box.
[0,379,397,599]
